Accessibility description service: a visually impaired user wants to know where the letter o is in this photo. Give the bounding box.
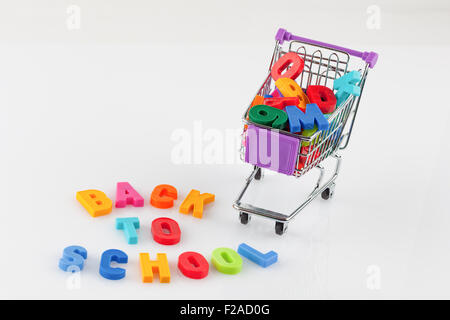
[271,52,304,81]
[151,217,181,245]
[178,251,209,279]
[211,247,243,275]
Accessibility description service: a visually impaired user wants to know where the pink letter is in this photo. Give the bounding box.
[115,182,144,208]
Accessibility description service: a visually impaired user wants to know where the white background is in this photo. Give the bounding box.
[1,0,449,299]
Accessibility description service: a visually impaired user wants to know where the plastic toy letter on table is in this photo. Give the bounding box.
[233,28,378,235]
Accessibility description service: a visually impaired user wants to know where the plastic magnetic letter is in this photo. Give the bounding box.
[271,52,304,81]
[306,85,337,114]
[151,217,181,245]
[58,245,87,272]
[99,249,128,280]
[116,217,140,244]
[150,184,178,209]
[263,97,300,110]
[139,253,170,283]
[301,125,319,146]
[115,182,144,208]
[250,95,265,108]
[211,247,242,275]
[248,105,288,129]
[178,251,209,279]
[299,145,321,167]
[285,103,329,133]
[179,189,215,219]
[275,78,310,111]
[333,71,361,106]
[271,88,282,98]
[76,190,112,217]
[237,243,278,268]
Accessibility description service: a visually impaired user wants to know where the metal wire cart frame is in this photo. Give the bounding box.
[233,28,378,235]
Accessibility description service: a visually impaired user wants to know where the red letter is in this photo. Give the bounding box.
[178,252,209,279]
[271,52,304,81]
[263,97,300,110]
[151,217,181,245]
[306,85,337,114]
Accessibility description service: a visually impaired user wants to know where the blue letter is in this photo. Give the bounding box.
[285,104,329,133]
[116,217,140,244]
[58,245,87,272]
[237,243,277,268]
[99,249,128,280]
[333,71,361,106]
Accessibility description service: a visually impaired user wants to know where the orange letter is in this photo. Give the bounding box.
[139,253,170,283]
[179,189,215,219]
[76,190,112,217]
[150,184,178,209]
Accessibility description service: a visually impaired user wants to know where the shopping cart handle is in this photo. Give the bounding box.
[275,28,378,68]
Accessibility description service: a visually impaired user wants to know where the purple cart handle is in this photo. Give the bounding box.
[275,28,378,68]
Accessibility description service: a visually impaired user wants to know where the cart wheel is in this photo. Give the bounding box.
[321,182,336,200]
[239,212,251,225]
[275,221,288,235]
[254,167,263,181]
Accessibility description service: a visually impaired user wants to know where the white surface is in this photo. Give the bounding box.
[1,1,450,299]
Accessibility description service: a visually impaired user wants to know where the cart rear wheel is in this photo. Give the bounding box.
[239,212,251,225]
[254,167,263,180]
[275,221,288,235]
[321,182,336,200]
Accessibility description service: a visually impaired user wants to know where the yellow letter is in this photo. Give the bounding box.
[275,78,309,111]
[139,253,170,283]
[179,189,215,219]
[76,190,112,217]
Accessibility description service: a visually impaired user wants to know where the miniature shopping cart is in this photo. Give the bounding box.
[233,28,378,235]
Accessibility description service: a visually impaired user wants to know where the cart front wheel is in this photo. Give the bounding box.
[239,212,251,225]
[254,167,263,181]
[275,221,288,235]
[321,182,336,200]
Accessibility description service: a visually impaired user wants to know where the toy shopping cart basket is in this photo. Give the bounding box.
[233,28,378,235]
